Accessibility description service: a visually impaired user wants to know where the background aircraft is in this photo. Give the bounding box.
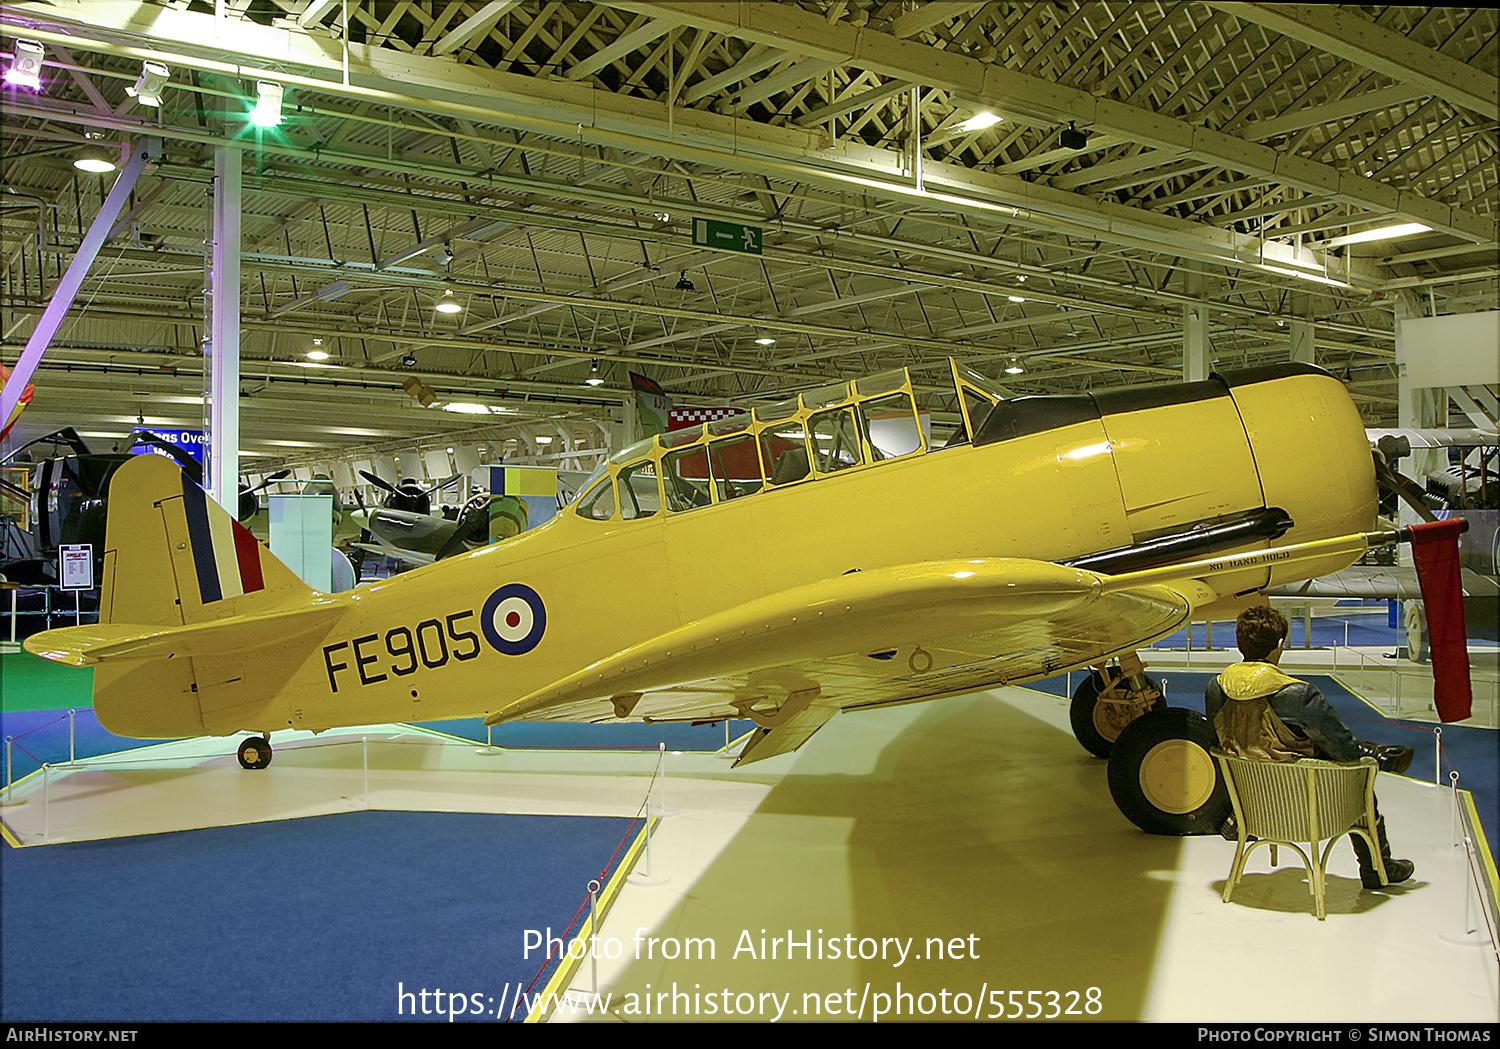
[0,426,197,585]
[26,362,1455,836]
[348,470,523,569]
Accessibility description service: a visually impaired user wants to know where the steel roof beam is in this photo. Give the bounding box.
[1210,4,1498,121]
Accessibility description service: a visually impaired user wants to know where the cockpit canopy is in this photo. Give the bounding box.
[572,368,960,523]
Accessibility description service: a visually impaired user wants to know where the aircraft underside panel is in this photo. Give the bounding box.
[490,561,1195,764]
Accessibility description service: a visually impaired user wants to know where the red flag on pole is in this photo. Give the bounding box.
[1408,518,1472,723]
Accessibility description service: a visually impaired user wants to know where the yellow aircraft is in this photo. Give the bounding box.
[25,361,1399,834]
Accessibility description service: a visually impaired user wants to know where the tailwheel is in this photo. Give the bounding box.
[237,735,273,770]
[1068,654,1165,758]
[1106,708,1229,836]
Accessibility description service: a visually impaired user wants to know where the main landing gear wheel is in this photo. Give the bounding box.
[1069,666,1165,759]
[1106,708,1228,836]
[237,736,273,770]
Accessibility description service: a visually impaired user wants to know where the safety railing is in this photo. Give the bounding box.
[0,583,98,646]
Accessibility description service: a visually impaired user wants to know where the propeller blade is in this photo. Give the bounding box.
[1373,454,1439,523]
[359,470,399,494]
[435,504,490,561]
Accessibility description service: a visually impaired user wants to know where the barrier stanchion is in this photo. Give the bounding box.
[41,762,49,838]
[68,709,76,766]
[1439,793,1495,950]
[1450,770,1462,849]
[362,735,368,805]
[628,755,669,888]
[1434,726,1443,787]
[587,879,600,994]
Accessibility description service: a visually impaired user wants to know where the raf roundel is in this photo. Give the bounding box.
[481,583,547,655]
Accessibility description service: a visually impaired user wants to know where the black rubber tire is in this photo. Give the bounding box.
[1069,671,1165,759]
[1106,708,1228,836]
[237,736,273,770]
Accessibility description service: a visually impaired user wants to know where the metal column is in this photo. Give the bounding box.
[207,146,241,510]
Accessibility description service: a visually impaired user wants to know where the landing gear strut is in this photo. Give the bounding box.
[237,734,273,770]
[1068,652,1164,758]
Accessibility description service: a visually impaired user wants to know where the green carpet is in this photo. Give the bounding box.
[0,651,94,712]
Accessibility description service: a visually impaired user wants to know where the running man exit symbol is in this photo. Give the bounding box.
[693,218,763,255]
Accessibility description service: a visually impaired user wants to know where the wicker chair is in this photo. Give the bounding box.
[1213,750,1385,920]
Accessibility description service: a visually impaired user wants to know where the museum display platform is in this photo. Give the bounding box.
[2,673,1493,1023]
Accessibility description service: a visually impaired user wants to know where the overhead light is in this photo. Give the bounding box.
[1016,274,1026,283]
[434,289,464,314]
[1059,121,1089,150]
[754,336,776,346]
[306,349,329,361]
[249,80,283,128]
[400,354,418,368]
[1008,295,1026,303]
[952,111,1002,134]
[73,140,118,174]
[5,40,44,89]
[535,435,554,445]
[584,359,605,386]
[675,272,695,291]
[1320,223,1431,249]
[126,60,170,107]
[443,402,491,415]
[1004,357,1025,375]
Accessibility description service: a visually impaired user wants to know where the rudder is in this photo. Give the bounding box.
[100,454,312,629]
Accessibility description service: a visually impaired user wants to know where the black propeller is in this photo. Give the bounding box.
[1373,437,1441,523]
[237,470,292,523]
[361,470,431,514]
[434,494,492,561]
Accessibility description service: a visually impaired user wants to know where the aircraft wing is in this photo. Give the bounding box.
[489,557,1198,765]
[350,540,436,568]
[1267,564,1500,600]
[1366,427,1500,449]
[489,530,1387,764]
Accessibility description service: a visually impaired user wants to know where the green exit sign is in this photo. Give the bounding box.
[693,218,762,255]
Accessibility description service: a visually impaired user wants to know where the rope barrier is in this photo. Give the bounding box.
[516,761,660,1013]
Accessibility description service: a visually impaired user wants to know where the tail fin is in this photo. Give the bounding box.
[25,456,337,738]
[100,453,312,628]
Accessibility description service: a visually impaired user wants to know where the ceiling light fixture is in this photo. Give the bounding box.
[534,435,554,445]
[675,272,695,291]
[952,111,1002,134]
[249,80,283,128]
[442,402,491,415]
[1008,295,1026,303]
[1320,223,1431,249]
[73,139,118,173]
[5,40,44,89]
[1004,357,1025,375]
[126,60,170,106]
[434,289,463,314]
[1059,121,1089,150]
[754,336,776,346]
[584,359,605,386]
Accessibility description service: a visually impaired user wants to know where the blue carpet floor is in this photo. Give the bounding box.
[417,717,756,752]
[1,810,635,1022]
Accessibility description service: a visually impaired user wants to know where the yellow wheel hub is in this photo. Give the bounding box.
[1138,739,1215,814]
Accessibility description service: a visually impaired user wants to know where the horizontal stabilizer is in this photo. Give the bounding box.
[25,603,343,667]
